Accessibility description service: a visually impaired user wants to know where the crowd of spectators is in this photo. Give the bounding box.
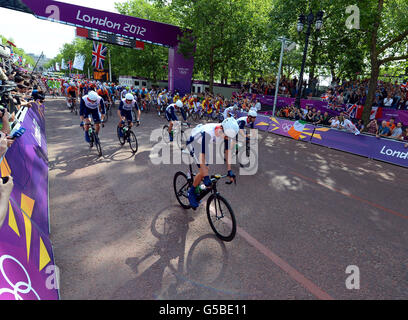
[238,76,319,99]
[322,78,408,110]
[0,51,46,227]
[277,104,408,146]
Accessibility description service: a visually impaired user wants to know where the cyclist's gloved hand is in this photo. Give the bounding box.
[203,176,212,187]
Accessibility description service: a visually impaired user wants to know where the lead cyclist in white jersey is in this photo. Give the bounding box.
[185,117,239,210]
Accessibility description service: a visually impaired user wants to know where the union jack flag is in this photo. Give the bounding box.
[92,41,107,70]
[344,104,358,118]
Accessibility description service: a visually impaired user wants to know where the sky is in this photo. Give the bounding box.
[0,0,128,59]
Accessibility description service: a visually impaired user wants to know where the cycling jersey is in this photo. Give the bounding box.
[187,123,229,165]
[236,116,255,130]
[80,94,106,123]
[119,98,139,111]
[67,86,78,98]
[98,89,110,101]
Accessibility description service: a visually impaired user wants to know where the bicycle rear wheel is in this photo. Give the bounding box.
[117,126,126,145]
[128,130,138,154]
[206,194,236,242]
[173,171,192,209]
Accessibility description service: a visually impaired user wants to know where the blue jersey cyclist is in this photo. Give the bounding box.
[80,90,106,143]
[166,100,187,142]
[117,93,141,136]
[186,117,240,210]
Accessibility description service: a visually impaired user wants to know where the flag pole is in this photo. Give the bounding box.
[108,49,112,82]
[31,51,44,75]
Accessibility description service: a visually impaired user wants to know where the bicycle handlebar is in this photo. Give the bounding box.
[211,174,237,185]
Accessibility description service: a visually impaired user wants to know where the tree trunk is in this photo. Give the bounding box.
[209,47,215,94]
[362,62,379,126]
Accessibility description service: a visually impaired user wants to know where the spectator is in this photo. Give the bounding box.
[321,112,331,126]
[355,119,364,132]
[383,93,394,107]
[365,119,379,135]
[385,117,396,132]
[330,116,340,129]
[376,120,391,138]
[339,116,360,135]
[312,110,323,125]
[389,122,403,140]
[0,174,13,228]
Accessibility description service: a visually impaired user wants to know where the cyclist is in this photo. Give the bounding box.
[98,85,111,110]
[66,82,78,111]
[223,105,238,120]
[79,90,106,143]
[157,89,168,116]
[186,117,239,209]
[117,93,140,137]
[166,100,186,142]
[236,110,257,133]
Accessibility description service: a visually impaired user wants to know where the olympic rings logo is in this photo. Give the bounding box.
[282,123,293,132]
[0,255,41,300]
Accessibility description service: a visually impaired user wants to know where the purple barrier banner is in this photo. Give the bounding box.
[0,103,59,300]
[5,104,49,235]
[310,127,408,168]
[310,127,373,159]
[240,110,408,168]
[238,112,314,142]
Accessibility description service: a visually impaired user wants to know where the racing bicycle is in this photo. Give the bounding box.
[82,121,103,157]
[162,121,190,150]
[173,161,237,242]
[117,120,139,154]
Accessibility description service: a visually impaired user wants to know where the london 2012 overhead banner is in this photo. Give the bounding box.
[0,0,195,94]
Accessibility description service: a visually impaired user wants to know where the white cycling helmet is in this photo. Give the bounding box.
[125,93,134,101]
[248,110,257,117]
[88,91,98,101]
[70,82,75,86]
[176,100,183,108]
[222,118,240,139]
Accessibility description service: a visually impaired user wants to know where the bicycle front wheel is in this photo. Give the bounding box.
[94,133,103,157]
[173,171,192,209]
[128,130,138,154]
[206,194,236,242]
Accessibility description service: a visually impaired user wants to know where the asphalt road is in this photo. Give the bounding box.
[46,97,408,300]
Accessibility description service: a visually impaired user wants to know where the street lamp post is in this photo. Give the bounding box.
[272,36,290,117]
[294,10,324,109]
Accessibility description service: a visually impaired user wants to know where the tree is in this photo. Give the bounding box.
[359,0,408,124]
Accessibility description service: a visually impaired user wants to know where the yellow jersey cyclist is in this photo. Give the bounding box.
[186,117,239,209]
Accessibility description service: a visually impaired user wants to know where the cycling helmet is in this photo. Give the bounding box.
[70,82,75,86]
[176,100,183,108]
[88,91,98,101]
[222,118,240,138]
[248,110,257,117]
[125,93,134,101]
